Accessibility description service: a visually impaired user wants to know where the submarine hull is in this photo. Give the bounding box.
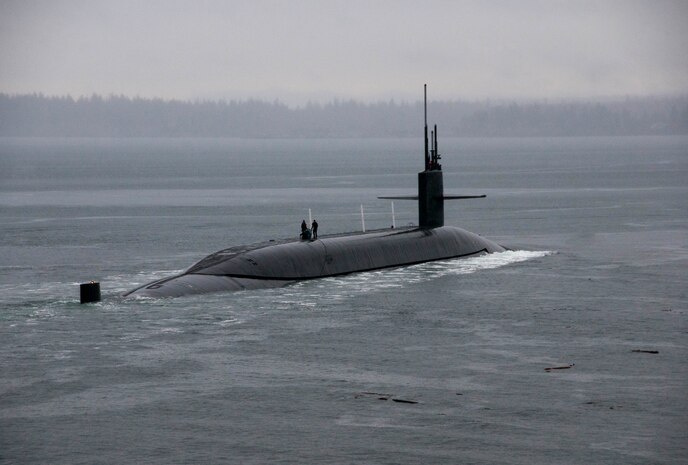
[123,86,506,300]
[124,226,505,298]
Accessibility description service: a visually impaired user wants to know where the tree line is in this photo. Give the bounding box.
[1,93,686,137]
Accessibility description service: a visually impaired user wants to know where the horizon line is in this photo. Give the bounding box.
[2,91,688,108]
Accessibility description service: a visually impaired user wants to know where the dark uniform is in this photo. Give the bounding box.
[311,220,318,239]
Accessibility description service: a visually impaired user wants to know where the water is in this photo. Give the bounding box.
[1,136,686,464]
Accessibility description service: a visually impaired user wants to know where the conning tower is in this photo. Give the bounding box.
[381,84,485,229]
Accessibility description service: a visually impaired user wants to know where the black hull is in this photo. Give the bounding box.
[124,226,505,298]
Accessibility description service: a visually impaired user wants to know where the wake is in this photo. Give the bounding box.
[308,250,555,295]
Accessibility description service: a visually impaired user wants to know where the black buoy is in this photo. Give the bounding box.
[80,281,101,304]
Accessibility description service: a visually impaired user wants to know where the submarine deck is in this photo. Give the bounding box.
[124,226,504,298]
[184,226,418,274]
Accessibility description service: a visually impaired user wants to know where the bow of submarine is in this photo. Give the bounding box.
[123,226,505,298]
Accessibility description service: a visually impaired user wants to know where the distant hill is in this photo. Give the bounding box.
[1,93,686,137]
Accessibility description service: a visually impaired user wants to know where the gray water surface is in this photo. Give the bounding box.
[1,136,686,464]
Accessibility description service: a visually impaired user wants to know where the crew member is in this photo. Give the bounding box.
[311,219,318,239]
[301,220,308,240]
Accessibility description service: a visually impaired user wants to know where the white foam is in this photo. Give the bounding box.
[313,250,555,296]
[430,250,555,277]
[102,269,186,295]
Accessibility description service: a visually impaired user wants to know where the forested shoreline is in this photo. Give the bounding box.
[1,93,686,138]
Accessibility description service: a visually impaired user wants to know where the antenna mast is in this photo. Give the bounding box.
[424,84,429,171]
[424,85,441,171]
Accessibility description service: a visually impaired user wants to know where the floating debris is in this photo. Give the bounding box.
[355,392,418,404]
[545,363,575,371]
[584,401,623,410]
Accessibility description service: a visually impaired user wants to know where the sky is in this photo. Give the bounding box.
[1,0,686,105]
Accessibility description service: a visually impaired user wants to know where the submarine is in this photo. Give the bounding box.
[124,85,505,298]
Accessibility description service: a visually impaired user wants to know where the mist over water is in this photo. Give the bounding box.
[1,136,686,464]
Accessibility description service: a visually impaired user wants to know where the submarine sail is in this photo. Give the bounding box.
[379,84,487,228]
[124,86,505,298]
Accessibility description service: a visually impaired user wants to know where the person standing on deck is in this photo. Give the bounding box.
[311,219,318,239]
[301,220,308,240]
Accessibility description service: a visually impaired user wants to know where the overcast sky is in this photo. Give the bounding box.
[1,0,686,105]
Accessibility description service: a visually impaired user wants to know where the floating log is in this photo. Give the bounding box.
[544,363,575,371]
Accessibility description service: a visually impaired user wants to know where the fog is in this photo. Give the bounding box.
[2,93,685,137]
[1,0,687,105]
